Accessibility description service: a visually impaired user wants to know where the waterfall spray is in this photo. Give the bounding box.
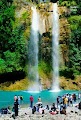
[52,3,60,91]
[28,7,40,91]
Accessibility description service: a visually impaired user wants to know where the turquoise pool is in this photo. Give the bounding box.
[0,90,80,108]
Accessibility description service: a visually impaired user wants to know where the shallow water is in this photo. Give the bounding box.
[0,90,80,108]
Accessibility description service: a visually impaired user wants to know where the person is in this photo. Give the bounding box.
[66,94,70,106]
[7,106,11,114]
[78,101,81,110]
[42,109,44,114]
[63,96,68,108]
[18,96,20,106]
[46,105,49,110]
[14,95,17,102]
[14,99,19,116]
[69,95,73,107]
[39,106,44,114]
[60,106,66,115]
[1,108,8,114]
[32,106,36,114]
[38,96,41,102]
[60,102,66,115]
[57,96,59,108]
[50,105,58,115]
[73,94,76,102]
[20,95,23,104]
[36,104,40,112]
[30,95,34,108]
[51,103,56,111]
[60,102,63,110]
[49,103,58,115]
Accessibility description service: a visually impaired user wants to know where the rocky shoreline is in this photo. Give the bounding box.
[0,105,81,120]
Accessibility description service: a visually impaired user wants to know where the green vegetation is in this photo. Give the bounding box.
[0,0,81,90]
[0,0,31,89]
[68,15,81,77]
[59,0,81,14]
[0,0,30,75]
[60,1,77,7]
[0,1,15,73]
[58,0,81,80]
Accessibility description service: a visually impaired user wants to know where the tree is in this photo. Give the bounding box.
[68,16,81,76]
[0,0,28,74]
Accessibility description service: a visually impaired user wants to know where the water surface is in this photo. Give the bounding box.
[0,90,79,108]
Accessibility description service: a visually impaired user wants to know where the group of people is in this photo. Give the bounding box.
[14,95,23,105]
[56,93,81,114]
[29,95,65,115]
[29,92,81,116]
[30,95,46,114]
[56,93,81,108]
[0,92,81,118]
[30,95,42,108]
[13,95,23,117]
[30,95,43,114]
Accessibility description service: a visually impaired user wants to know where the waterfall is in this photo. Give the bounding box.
[28,7,40,91]
[52,3,60,91]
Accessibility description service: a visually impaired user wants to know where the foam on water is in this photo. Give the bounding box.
[50,89,60,92]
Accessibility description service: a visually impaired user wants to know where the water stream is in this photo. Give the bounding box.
[52,3,60,91]
[28,7,40,91]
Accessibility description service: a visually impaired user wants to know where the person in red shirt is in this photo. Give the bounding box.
[30,95,34,108]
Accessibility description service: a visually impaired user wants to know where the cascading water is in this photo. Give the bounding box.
[28,7,40,92]
[52,3,60,91]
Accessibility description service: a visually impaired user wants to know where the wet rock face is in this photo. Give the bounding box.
[14,0,70,73]
[38,4,70,66]
[39,32,52,62]
[15,1,70,67]
[38,3,53,34]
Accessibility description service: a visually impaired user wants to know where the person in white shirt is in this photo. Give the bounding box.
[14,95,17,102]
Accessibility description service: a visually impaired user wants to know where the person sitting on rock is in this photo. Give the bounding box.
[78,101,81,110]
[49,103,58,115]
[32,106,36,114]
[51,103,56,111]
[60,105,66,115]
[39,106,44,114]
[46,105,49,110]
